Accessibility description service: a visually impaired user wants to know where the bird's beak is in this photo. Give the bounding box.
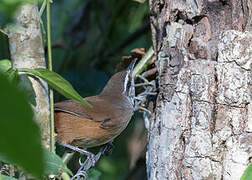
[127,59,136,75]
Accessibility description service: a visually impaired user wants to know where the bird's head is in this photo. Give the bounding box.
[100,59,136,107]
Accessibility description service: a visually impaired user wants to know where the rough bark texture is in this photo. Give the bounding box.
[147,0,252,179]
[8,4,50,149]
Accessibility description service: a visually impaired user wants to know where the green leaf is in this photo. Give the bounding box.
[0,74,44,178]
[43,149,73,177]
[0,59,11,74]
[87,169,101,180]
[0,174,17,180]
[19,68,92,108]
[18,74,36,106]
[0,149,73,178]
[133,0,146,3]
[241,163,252,180]
[1,68,35,105]
[5,68,19,85]
[0,153,11,164]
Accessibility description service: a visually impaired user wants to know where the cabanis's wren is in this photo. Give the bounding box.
[54,60,136,155]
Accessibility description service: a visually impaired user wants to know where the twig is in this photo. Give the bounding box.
[132,47,154,77]
[39,0,47,17]
[46,0,55,153]
[0,29,9,37]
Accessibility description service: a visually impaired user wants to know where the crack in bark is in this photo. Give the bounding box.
[189,155,222,163]
[218,60,251,72]
[241,0,249,30]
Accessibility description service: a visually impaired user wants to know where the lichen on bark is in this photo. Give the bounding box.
[147,0,252,179]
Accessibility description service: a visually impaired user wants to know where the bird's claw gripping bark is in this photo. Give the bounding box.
[133,74,157,113]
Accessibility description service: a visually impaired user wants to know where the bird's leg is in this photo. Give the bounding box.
[102,141,114,156]
[79,141,114,169]
[73,142,114,180]
[60,143,96,167]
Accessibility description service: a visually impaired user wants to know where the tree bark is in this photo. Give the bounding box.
[8,3,50,149]
[146,0,252,179]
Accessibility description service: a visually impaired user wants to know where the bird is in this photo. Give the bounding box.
[54,60,136,159]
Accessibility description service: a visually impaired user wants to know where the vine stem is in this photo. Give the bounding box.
[132,47,154,78]
[46,0,55,153]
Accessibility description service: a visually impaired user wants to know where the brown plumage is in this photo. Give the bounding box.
[54,68,135,148]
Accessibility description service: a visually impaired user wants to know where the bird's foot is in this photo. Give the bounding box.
[133,73,157,113]
[135,74,156,88]
[60,143,97,170]
[72,153,100,180]
[133,86,156,112]
[82,141,115,168]
[61,143,114,179]
[81,152,97,169]
[71,170,88,180]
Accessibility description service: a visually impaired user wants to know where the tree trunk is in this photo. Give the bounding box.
[146,0,252,179]
[8,3,50,149]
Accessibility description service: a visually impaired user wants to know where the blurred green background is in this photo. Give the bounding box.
[0,0,151,179]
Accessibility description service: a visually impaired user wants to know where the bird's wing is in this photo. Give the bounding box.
[54,96,133,136]
[54,100,92,119]
[54,96,114,122]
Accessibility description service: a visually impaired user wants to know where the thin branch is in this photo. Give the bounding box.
[132,47,154,77]
[46,0,55,153]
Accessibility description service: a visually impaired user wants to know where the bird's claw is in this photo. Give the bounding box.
[86,153,97,168]
[71,170,88,180]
